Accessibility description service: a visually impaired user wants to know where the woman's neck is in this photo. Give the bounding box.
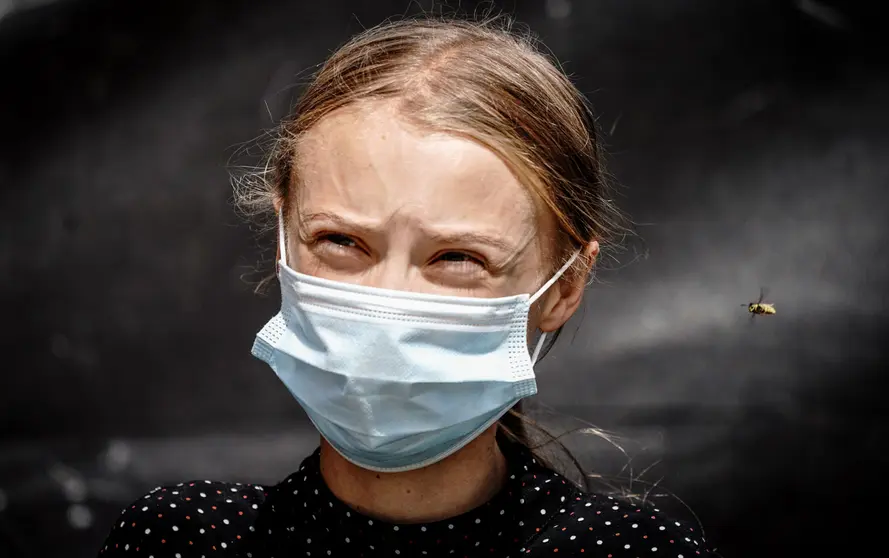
[318,426,509,524]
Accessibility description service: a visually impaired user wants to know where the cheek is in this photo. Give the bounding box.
[291,244,326,276]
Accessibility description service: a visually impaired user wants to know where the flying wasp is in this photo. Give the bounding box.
[743,287,776,320]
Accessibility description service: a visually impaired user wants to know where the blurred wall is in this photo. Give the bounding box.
[1,1,887,557]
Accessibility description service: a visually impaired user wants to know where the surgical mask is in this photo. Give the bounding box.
[251,215,579,472]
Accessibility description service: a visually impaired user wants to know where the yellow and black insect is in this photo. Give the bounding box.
[743,288,776,319]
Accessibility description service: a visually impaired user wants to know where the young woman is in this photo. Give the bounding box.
[99,16,717,557]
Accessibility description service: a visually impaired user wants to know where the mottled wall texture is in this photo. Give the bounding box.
[1,0,886,556]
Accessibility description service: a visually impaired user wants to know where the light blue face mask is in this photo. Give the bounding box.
[251,216,579,472]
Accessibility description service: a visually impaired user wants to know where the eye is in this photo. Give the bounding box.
[434,251,486,270]
[313,233,363,255]
[320,233,358,248]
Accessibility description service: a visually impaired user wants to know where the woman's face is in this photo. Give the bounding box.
[285,102,593,332]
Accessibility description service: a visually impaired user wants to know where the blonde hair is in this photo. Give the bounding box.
[234,14,633,492]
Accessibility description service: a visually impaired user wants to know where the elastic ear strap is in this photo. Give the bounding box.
[531,332,547,365]
[529,250,580,305]
[278,212,287,265]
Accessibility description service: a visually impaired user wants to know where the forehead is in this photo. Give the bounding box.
[293,104,542,244]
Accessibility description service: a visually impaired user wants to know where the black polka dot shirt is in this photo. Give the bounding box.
[98,438,718,557]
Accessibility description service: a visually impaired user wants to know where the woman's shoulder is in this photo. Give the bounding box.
[97,479,267,556]
[523,491,721,557]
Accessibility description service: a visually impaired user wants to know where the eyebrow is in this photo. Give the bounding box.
[299,211,516,253]
[299,211,379,238]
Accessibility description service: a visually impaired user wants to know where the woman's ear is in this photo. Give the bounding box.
[538,241,599,332]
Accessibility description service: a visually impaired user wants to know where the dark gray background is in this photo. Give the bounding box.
[1,0,886,556]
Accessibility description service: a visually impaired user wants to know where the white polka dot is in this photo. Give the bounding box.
[542,538,550,543]
[421,526,426,532]
[578,517,585,522]
[144,528,150,534]
[393,526,399,531]
[659,526,666,531]
[223,519,230,525]
[675,522,681,526]
[170,503,176,508]
[252,504,258,510]
[448,524,454,529]
[624,544,631,549]
[345,537,350,543]
[197,508,204,514]
[500,509,505,515]
[652,548,658,552]
[475,518,481,524]
[200,528,205,534]
[200,493,206,498]
[540,509,546,515]
[307,538,311,543]
[141,506,148,511]
[570,535,576,541]
[597,540,603,545]
[632,523,638,528]
[368,520,373,525]
[172,526,178,532]
[605,521,611,526]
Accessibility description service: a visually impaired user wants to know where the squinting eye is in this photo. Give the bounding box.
[321,233,357,248]
[436,251,485,269]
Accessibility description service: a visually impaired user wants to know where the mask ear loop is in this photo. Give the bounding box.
[528,251,581,365]
[278,212,288,269]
